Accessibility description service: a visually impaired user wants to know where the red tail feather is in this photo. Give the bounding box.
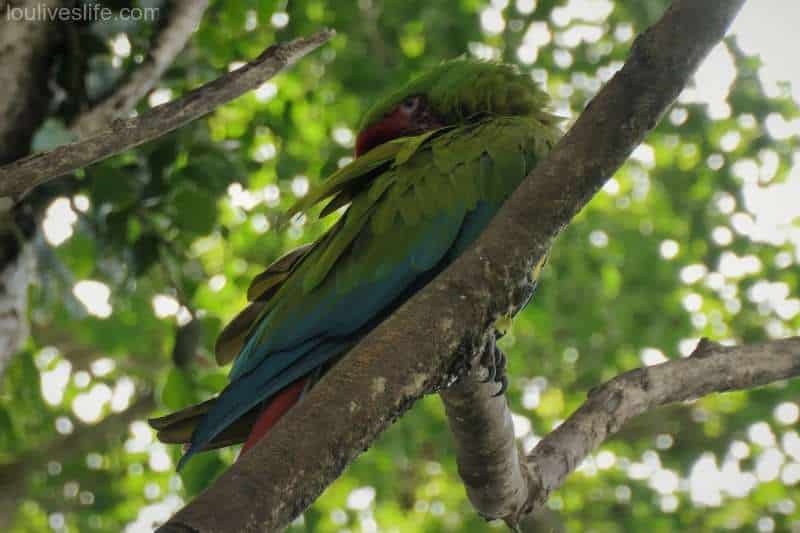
[239,379,307,457]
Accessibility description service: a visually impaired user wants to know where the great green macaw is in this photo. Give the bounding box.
[149,59,561,469]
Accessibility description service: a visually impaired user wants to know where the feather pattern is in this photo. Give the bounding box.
[150,59,562,469]
[174,115,558,466]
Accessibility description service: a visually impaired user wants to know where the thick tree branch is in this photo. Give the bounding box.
[524,337,800,511]
[0,29,334,198]
[70,0,210,138]
[0,0,65,377]
[157,1,748,531]
[442,370,532,527]
[440,0,746,522]
[0,0,63,164]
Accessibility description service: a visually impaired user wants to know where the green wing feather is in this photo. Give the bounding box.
[211,127,455,368]
[217,114,559,383]
[148,397,260,450]
[300,115,556,293]
[215,244,312,366]
[149,115,556,450]
[215,115,558,370]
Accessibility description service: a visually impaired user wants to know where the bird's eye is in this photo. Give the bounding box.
[400,96,420,114]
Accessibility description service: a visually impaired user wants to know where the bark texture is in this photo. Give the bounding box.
[0,0,65,377]
[0,29,335,198]
[442,373,532,527]
[0,0,62,164]
[158,1,748,531]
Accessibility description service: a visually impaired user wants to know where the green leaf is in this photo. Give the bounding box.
[131,233,161,276]
[90,166,141,209]
[161,368,195,411]
[180,450,227,497]
[57,232,97,278]
[171,184,218,235]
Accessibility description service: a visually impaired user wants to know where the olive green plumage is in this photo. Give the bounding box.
[360,58,555,130]
[284,116,558,296]
[153,58,562,466]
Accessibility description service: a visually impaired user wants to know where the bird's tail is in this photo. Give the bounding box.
[147,378,307,455]
[239,378,307,456]
[149,397,252,451]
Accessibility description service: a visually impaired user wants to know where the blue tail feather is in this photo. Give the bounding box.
[178,339,349,470]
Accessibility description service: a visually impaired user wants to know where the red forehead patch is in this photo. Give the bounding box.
[355,108,410,157]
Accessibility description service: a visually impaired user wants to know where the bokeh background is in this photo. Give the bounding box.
[2,0,800,531]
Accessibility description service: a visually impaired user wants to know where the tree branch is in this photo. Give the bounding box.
[441,368,533,526]
[523,337,800,512]
[0,0,64,376]
[158,1,747,530]
[444,339,800,528]
[70,0,210,138]
[0,29,335,198]
[0,0,63,164]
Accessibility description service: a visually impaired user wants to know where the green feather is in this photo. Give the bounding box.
[398,188,422,227]
[415,177,439,217]
[360,58,559,133]
[283,139,402,221]
[301,199,373,292]
[243,60,562,353]
[393,126,453,165]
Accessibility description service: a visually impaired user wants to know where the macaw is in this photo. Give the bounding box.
[148,59,561,469]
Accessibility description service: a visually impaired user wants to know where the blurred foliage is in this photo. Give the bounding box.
[2,0,800,531]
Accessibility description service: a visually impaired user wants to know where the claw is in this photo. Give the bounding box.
[480,334,510,397]
[492,375,508,397]
[443,349,472,389]
[495,347,507,373]
[481,361,496,383]
[479,336,497,383]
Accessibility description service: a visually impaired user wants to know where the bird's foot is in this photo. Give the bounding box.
[480,334,508,397]
[443,352,472,389]
[442,334,508,395]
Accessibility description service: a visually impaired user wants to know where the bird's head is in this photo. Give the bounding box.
[355,58,555,157]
